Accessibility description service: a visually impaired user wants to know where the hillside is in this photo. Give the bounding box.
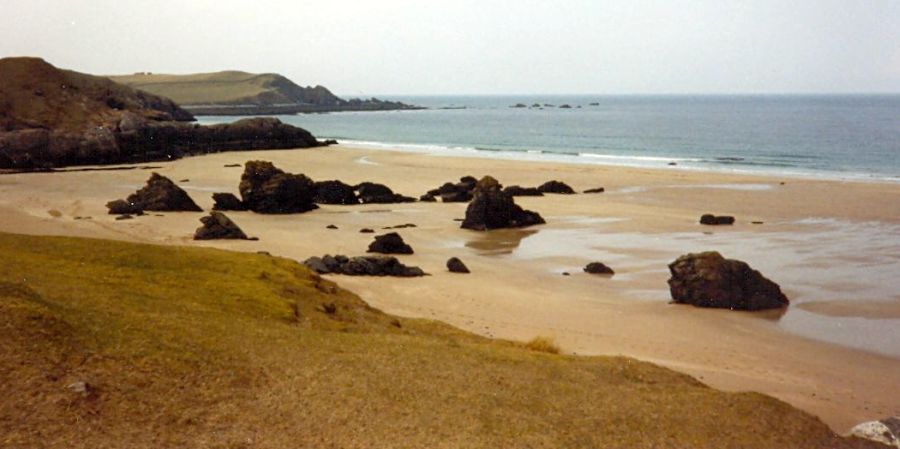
[110,71,421,114]
[0,232,875,448]
[0,58,327,169]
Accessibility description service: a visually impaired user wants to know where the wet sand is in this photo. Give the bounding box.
[1,144,898,432]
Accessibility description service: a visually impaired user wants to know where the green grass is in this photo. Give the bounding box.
[0,232,873,448]
[111,72,295,105]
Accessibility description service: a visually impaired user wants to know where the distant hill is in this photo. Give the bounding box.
[109,71,422,115]
[0,58,326,169]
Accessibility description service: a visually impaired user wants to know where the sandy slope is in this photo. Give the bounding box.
[1,144,897,432]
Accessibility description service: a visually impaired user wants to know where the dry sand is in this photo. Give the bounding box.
[1,144,898,432]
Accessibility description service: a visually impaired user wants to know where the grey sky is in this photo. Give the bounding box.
[2,0,898,95]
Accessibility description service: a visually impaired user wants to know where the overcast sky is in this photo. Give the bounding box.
[1,0,898,95]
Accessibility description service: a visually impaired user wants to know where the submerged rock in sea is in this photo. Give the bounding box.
[367,232,414,255]
[238,161,318,214]
[211,192,247,211]
[849,417,900,448]
[537,180,576,194]
[193,211,249,240]
[304,255,425,277]
[109,173,201,213]
[354,182,416,204]
[314,180,359,205]
[667,251,789,311]
[446,257,470,273]
[584,262,614,276]
[461,176,545,231]
[700,214,735,225]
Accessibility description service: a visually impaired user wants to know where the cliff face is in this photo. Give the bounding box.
[0,58,327,169]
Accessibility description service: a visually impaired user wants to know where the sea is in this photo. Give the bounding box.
[198,94,900,181]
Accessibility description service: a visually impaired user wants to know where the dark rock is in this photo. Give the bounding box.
[419,193,437,202]
[323,139,338,145]
[559,104,572,109]
[562,272,571,276]
[667,251,789,311]
[700,214,735,225]
[193,211,248,240]
[367,232,414,254]
[441,190,473,203]
[386,223,417,229]
[179,179,189,183]
[751,221,764,225]
[668,162,678,166]
[224,163,241,167]
[583,187,605,194]
[121,173,202,212]
[446,257,470,273]
[314,180,359,205]
[238,161,318,214]
[425,177,478,203]
[584,262,615,275]
[354,182,415,204]
[537,180,575,194]
[461,176,545,231]
[326,224,338,229]
[503,185,544,197]
[106,199,143,215]
[211,192,247,211]
[511,103,527,108]
[359,228,375,233]
[304,254,426,277]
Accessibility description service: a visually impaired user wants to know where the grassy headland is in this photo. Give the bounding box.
[0,232,873,448]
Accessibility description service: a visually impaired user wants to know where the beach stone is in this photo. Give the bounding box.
[314,180,359,205]
[239,161,318,214]
[446,257,470,273]
[503,185,544,197]
[211,192,247,211]
[367,232,414,254]
[359,228,375,233]
[667,251,789,311]
[106,199,143,215]
[193,211,248,240]
[849,417,900,448]
[304,254,425,277]
[354,182,416,204]
[537,180,575,194]
[584,262,615,276]
[461,176,545,231]
[583,187,605,194]
[121,173,201,212]
[326,224,338,230]
[700,214,735,225]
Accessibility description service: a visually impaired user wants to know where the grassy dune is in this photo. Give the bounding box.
[0,232,872,448]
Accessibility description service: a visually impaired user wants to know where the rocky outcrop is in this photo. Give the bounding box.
[0,58,329,169]
[461,176,545,231]
[193,211,249,240]
[503,185,544,197]
[700,214,735,225]
[107,173,201,213]
[446,257,470,273]
[367,232,414,254]
[354,182,415,204]
[425,176,477,203]
[314,180,359,205]
[211,192,247,211]
[238,161,318,214]
[584,262,615,275]
[303,255,426,277]
[667,252,789,311]
[849,417,900,448]
[537,181,576,194]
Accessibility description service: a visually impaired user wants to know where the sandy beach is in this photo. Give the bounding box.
[1,144,898,433]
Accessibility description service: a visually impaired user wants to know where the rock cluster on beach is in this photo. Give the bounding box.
[423,176,478,202]
[238,161,318,214]
[106,173,201,214]
[461,176,545,230]
[355,182,416,204]
[314,180,359,205]
[304,255,426,277]
[0,58,331,170]
[193,211,249,240]
[537,180,576,194]
[667,251,789,310]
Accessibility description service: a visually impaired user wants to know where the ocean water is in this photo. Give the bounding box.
[199,95,900,181]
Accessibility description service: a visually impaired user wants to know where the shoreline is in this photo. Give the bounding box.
[0,144,897,432]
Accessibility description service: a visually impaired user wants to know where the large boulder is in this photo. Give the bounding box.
[238,161,318,214]
[354,182,415,204]
[108,173,201,212]
[537,180,575,194]
[667,252,789,311]
[849,417,900,448]
[367,232,414,254]
[211,192,247,211]
[314,180,359,205]
[446,257,470,273]
[193,211,249,240]
[461,176,545,231]
[303,255,425,277]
